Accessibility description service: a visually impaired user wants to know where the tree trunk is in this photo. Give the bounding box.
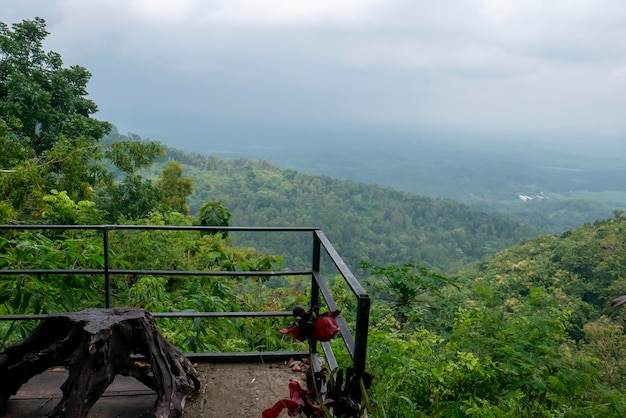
[0,308,200,418]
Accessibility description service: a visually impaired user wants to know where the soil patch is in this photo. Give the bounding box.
[185,361,308,417]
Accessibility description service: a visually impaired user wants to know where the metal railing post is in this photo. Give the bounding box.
[103,228,111,308]
[311,232,321,309]
[354,295,370,378]
[310,232,322,356]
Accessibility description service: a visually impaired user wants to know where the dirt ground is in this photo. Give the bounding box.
[185,361,309,417]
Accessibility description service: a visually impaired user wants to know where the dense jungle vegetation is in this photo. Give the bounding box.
[144,146,539,274]
[4,17,626,417]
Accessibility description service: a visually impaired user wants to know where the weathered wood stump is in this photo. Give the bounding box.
[0,308,200,418]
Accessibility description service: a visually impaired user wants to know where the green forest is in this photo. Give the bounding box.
[4,17,626,417]
[144,146,540,274]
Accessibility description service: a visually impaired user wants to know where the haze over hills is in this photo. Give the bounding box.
[125,134,617,274]
[162,124,626,232]
[101,121,626,273]
[177,125,626,201]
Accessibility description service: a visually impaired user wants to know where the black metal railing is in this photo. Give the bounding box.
[0,225,370,378]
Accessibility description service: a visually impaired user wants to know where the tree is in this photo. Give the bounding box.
[103,129,165,176]
[0,18,109,154]
[0,17,111,219]
[157,161,193,214]
[95,175,162,222]
[93,128,167,222]
[0,18,170,224]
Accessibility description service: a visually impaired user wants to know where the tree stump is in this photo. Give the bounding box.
[0,307,200,418]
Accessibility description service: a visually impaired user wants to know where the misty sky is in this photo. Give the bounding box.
[3,0,626,151]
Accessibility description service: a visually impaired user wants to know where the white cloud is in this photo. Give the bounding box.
[3,0,626,139]
[608,65,626,84]
[128,0,200,22]
[340,38,536,79]
[480,0,515,19]
[200,0,383,26]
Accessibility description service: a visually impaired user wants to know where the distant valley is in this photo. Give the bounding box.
[179,129,626,233]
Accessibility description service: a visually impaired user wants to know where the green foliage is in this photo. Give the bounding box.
[0,18,176,224]
[360,262,456,328]
[40,189,105,225]
[0,202,15,224]
[156,161,193,214]
[209,135,626,225]
[0,229,105,346]
[4,19,626,417]
[478,198,618,234]
[0,220,297,353]
[147,149,537,273]
[94,174,163,222]
[104,138,165,176]
[0,18,110,153]
[0,17,113,219]
[198,200,232,237]
[0,116,30,170]
[92,129,172,222]
[359,215,626,416]
[365,290,626,417]
[578,316,626,389]
[456,214,626,340]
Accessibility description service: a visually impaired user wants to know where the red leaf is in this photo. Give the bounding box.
[262,380,306,418]
[280,326,305,341]
[288,380,306,404]
[262,399,301,418]
[311,316,340,342]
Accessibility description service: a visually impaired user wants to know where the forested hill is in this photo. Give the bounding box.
[153,148,539,273]
[454,212,626,339]
[364,210,626,416]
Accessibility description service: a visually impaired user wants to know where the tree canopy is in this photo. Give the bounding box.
[1,18,110,220]
[0,18,189,224]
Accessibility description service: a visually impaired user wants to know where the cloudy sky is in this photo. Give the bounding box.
[4,0,626,151]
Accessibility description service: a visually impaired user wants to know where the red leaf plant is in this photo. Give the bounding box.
[280,305,341,342]
[262,379,333,418]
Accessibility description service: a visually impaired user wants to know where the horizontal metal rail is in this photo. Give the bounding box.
[0,311,293,321]
[0,225,319,232]
[0,269,311,277]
